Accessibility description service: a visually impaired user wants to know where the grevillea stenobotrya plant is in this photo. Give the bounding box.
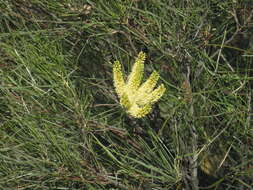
[113,51,166,118]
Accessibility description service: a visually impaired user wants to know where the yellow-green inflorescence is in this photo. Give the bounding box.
[113,51,166,118]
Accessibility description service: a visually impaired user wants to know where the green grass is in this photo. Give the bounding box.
[0,0,253,189]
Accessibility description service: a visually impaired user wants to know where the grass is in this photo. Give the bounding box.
[0,0,253,189]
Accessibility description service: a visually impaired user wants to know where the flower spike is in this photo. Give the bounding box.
[113,51,166,118]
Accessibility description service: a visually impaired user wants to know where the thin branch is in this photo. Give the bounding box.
[211,8,253,59]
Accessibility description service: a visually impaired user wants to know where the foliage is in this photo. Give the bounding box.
[0,0,253,189]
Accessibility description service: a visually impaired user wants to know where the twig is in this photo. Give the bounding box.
[184,55,199,190]
[215,29,227,73]
[211,8,253,59]
[246,87,252,128]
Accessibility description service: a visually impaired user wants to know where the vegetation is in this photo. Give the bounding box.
[0,0,252,189]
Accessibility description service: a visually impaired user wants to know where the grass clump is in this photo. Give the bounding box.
[0,0,253,189]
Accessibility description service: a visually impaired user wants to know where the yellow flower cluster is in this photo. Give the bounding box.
[113,51,166,118]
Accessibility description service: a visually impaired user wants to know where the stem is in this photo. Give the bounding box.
[186,61,199,190]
